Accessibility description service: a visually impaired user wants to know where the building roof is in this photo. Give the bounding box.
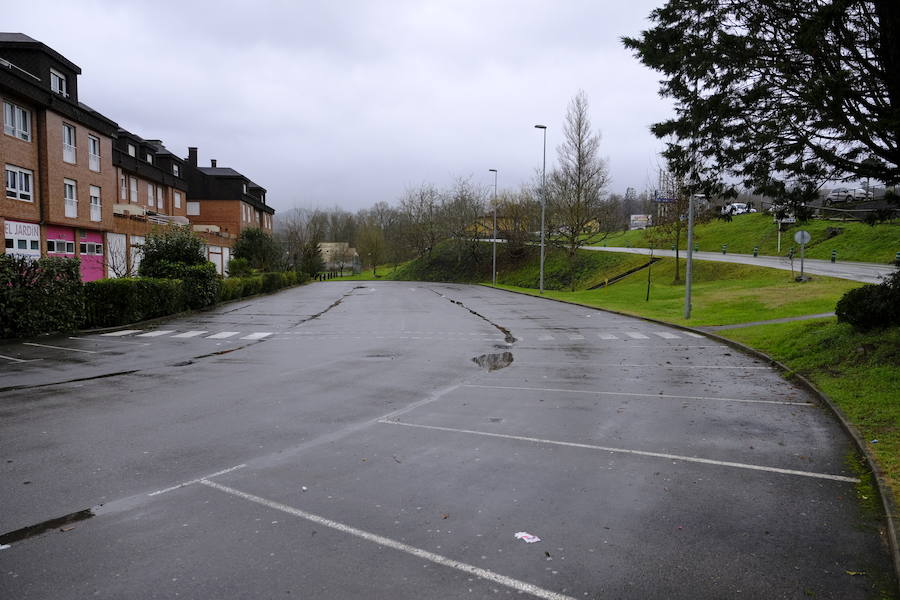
[0,32,81,73]
[0,33,38,43]
[197,166,244,178]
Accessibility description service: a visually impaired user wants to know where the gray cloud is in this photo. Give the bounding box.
[8,0,672,212]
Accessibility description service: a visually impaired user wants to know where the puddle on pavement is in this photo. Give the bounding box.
[472,352,513,371]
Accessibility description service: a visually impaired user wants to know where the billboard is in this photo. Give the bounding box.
[629,214,651,230]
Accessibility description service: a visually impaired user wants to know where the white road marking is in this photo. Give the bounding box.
[23,342,97,354]
[147,464,246,497]
[379,421,858,483]
[207,331,240,339]
[598,333,618,340]
[538,335,554,341]
[653,332,680,339]
[625,332,649,339]
[100,329,143,337]
[462,384,814,406]
[200,479,577,600]
[683,332,704,338]
[69,336,149,346]
[568,334,585,340]
[172,331,207,338]
[0,354,39,363]
[137,330,176,337]
[240,332,272,340]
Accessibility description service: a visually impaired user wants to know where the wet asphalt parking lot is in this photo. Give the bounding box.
[0,281,895,598]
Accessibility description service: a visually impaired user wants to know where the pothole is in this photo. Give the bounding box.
[472,352,513,371]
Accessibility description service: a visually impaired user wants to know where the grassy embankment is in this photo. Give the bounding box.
[596,212,900,263]
[373,243,897,505]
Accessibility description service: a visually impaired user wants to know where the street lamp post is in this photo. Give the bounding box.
[534,124,547,294]
[489,169,498,287]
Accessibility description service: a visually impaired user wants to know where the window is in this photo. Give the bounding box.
[79,242,103,255]
[174,190,182,209]
[145,153,153,164]
[156,187,164,211]
[90,185,101,222]
[50,69,67,96]
[64,179,77,218]
[5,165,33,201]
[120,173,127,200]
[147,183,154,208]
[63,123,76,163]
[3,101,31,141]
[47,240,75,254]
[129,177,138,203]
[242,183,248,194]
[172,163,180,177]
[127,143,136,157]
[187,201,200,216]
[88,135,101,171]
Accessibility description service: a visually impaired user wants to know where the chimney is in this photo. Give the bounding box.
[188,147,198,167]
[211,159,217,168]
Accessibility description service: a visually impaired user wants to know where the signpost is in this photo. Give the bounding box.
[793,230,811,281]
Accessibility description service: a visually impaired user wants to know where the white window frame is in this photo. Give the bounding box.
[5,165,33,202]
[156,186,164,211]
[50,68,68,96]
[47,239,76,254]
[3,101,31,141]
[147,182,154,208]
[174,190,182,209]
[172,163,180,177]
[88,135,101,172]
[129,176,138,203]
[187,201,200,216]
[64,179,77,218]
[145,152,153,164]
[89,185,101,222]
[63,123,76,163]
[119,173,127,200]
[127,143,136,157]
[79,241,104,256]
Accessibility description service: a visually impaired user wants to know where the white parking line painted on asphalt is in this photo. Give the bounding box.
[240,332,272,340]
[207,331,240,339]
[598,333,618,340]
[462,384,814,406]
[200,479,577,600]
[172,331,207,338]
[0,354,39,363]
[147,464,247,497]
[653,332,680,339]
[378,420,859,483]
[625,332,649,339]
[101,329,143,337]
[23,342,97,354]
[137,330,176,337]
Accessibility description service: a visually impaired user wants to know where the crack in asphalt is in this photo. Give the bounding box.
[0,370,141,394]
[428,288,516,344]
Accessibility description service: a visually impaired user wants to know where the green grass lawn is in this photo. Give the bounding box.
[596,213,900,263]
[721,319,900,506]
[498,257,861,326]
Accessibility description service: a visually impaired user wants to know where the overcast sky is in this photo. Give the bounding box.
[8,0,673,213]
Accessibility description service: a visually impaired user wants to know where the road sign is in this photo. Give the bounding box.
[794,230,811,244]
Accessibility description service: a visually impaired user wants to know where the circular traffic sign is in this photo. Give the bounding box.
[794,230,811,244]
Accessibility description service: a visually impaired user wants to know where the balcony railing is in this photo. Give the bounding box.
[90,204,101,222]
[65,198,77,218]
[63,143,76,164]
[89,153,100,172]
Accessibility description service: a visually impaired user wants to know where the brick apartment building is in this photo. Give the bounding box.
[1,33,274,280]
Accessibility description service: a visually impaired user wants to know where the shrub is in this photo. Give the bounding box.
[836,271,900,332]
[83,278,185,328]
[227,257,252,278]
[138,226,207,278]
[261,272,283,293]
[181,263,222,309]
[232,228,282,271]
[0,255,84,338]
[219,278,245,302]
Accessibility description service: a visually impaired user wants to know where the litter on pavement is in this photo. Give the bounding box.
[514,531,541,544]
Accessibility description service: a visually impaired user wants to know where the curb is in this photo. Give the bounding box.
[485,284,900,590]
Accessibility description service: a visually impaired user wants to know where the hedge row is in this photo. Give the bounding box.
[0,255,84,338]
[219,271,300,301]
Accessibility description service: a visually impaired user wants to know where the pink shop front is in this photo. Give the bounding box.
[45,225,105,282]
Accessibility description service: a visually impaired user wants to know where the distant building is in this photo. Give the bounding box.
[319,241,360,273]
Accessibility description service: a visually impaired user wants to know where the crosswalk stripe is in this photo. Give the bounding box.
[240,332,272,340]
[625,332,649,339]
[598,333,618,340]
[207,331,240,339]
[172,330,207,338]
[101,329,143,337]
[538,334,555,341]
[568,334,585,340]
[137,330,176,338]
[683,332,704,338]
[653,332,680,339]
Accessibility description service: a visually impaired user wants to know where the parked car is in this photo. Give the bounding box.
[825,187,872,204]
[722,202,757,215]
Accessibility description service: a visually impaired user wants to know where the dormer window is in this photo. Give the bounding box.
[242,183,248,194]
[127,143,136,157]
[172,163,180,177]
[145,153,153,164]
[50,68,67,96]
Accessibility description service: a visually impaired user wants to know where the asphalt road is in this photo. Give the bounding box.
[583,246,897,284]
[0,282,894,599]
